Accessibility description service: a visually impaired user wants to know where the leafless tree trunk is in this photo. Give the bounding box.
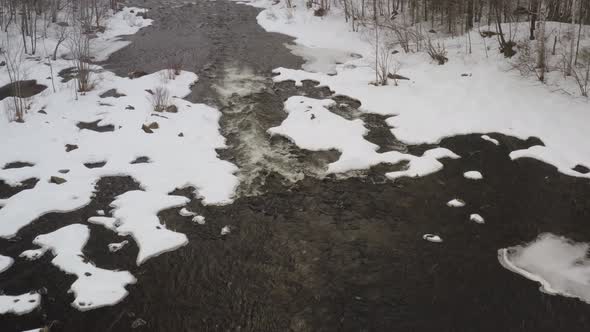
[536,0,547,82]
[2,38,26,122]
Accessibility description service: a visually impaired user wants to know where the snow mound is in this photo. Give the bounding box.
[26,224,136,311]
[0,293,41,315]
[447,199,466,207]
[498,233,590,304]
[464,171,483,180]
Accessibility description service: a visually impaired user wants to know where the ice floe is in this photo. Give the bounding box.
[463,171,483,180]
[221,226,232,235]
[469,214,485,224]
[499,233,590,304]
[0,255,14,273]
[423,234,443,243]
[447,199,466,207]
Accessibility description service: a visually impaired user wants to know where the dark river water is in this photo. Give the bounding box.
[1,0,590,331]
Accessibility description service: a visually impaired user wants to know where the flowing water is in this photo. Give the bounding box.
[2,0,590,331]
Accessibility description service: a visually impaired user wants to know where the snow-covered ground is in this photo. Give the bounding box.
[0,7,238,314]
[236,0,590,181]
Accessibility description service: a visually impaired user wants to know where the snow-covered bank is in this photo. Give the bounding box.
[499,233,590,304]
[238,0,590,179]
[0,5,238,314]
[267,96,461,174]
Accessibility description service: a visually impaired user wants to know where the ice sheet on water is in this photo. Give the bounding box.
[0,254,14,273]
[499,233,590,304]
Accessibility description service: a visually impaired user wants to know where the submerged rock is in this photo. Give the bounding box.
[50,176,67,185]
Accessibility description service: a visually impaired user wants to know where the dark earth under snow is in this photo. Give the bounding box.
[1,0,590,331]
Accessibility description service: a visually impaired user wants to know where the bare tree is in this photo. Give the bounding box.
[68,25,93,92]
[53,21,70,60]
[536,0,548,82]
[2,38,26,122]
[565,0,577,76]
[571,48,590,97]
[149,86,170,112]
[426,36,448,65]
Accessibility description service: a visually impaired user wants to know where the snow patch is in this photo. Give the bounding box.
[0,293,41,315]
[25,224,136,311]
[386,148,460,180]
[268,96,460,175]
[19,249,47,261]
[108,191,189,265]
[286,44,361,75]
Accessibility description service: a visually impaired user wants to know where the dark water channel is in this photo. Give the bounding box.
[1,0,590,331]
